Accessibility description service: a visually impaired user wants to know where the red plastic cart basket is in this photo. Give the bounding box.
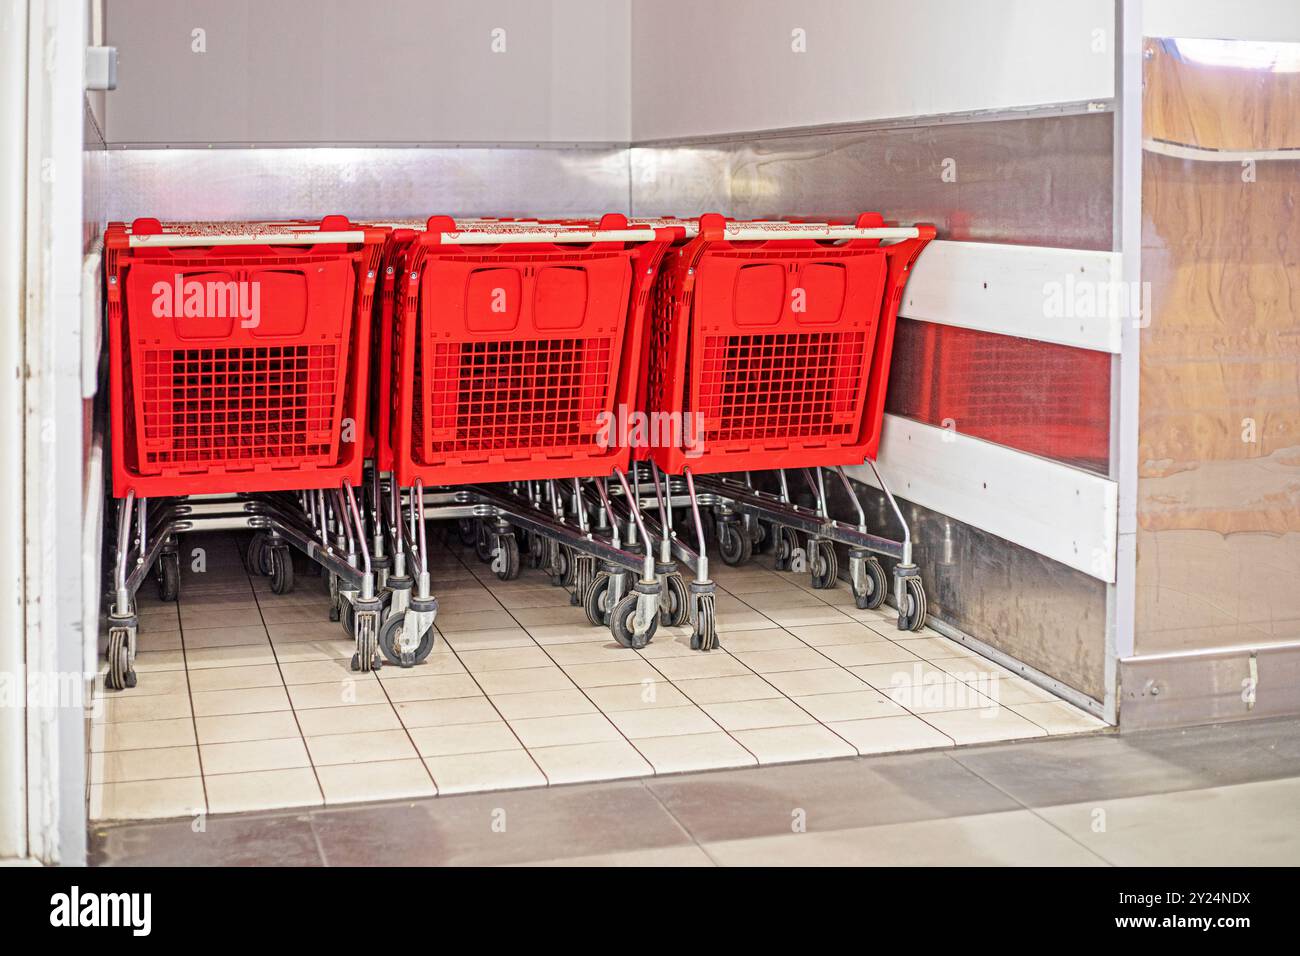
[388,215,676,487]
[642,213,935,475]
[105,217,386,497]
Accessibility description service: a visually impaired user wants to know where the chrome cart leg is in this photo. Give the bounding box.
[566,478,595,604]
[682,469,719,652]
[583,479,630,627]
[106,492,139,690]
[835,466,887,610]
[650,464,689,627]
[380,479,437,667]
[864,458,927,631]
[342,478,386,671]
[772,469,805,573]
[609,467,661,649]
[803,468,837,590]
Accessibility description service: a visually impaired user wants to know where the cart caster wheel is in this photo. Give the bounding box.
[897,577,928,632]
[717,519,752,567]
[773,527,800,571]
[661,572,690,627]
[809,540,838,590]
[547,542,572,588]
[610,593,657,650]
[378,609,436,666]
[526,532,546,569]
[156,551,180,602]
[584,572,616,627]
[106,628,136,690]
[689,589,718,652]
[329,604,341,623]
[457,517,478,547]
[854,556,888,610]
[269,545,295,595]
[750,520,773,554]
[245,532,273,576]
[569,553,596,606]
[492,533,520,581]
[351,611,380,672]
[474,522,493,563]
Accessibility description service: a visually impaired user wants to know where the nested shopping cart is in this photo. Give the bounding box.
[102,217,389,688]
[640,213,937,633]
[376,215,696,659]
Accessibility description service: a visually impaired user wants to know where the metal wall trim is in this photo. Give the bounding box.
[1119,644,1300,730]
[632,99,1116,148]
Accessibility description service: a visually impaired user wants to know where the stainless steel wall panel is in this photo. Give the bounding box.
[105,147,632,222]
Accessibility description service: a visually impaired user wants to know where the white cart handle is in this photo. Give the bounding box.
[436,227,660,245]
[128,231,368,248]
[721,224,922,242]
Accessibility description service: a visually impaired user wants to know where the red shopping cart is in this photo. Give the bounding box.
[106,216,386,497]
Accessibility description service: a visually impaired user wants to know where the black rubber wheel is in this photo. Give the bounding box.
[718,520,752,567]
[525,531,546,569]
[269,546,295,595]
[377,609,436,666]
[855,556,888,610]
[493,533,521,581]
[897,577,928,632]
[458,517,478,547]
[246,532,271,576]
[106,630,135,690]
[351,612,379,672]
[584,573,615,627]
[774,527,800,571]
[474,522,494,563]
[750,520,773,554]
[809,539,838,590]
[661,573,690,627]
[156,552,180,602]
[609,592,657,649]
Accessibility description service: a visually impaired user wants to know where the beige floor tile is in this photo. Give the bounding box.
[762,605,858,628]
[194,709,302,745]
[442,627,537,651]
[294,702,401,736]
[649,654,751,682]
[828,714,954,755]
[286,678,385,710]
[884,679,996,714]
[306,729,419,766]
[184,643,278,669]
[265,621,341,644]
[673,674,781,705]
[740,589,825,611]
[529,739,653,785]
[973,673,1059,705]
[98,692,192,724]
[457,646,553,672]
[316,759,436,804]
[134,630,184,652]
[258,603,330,625]
[279,658,367,685]
[395,696,500,729]
[131,649,188,673]
[89,746,201,784]
[379,673,482,702]
[205,767,323,814]
[99,669,190,698]
[542,641,634,666]
[268,639,355,663]
[408,720,521,757]
[562,659,664,688]
[435,610,518,635]
[183,606,265,631]
[732,647,835,674]
[89,776,206,822]
[532,845,716,867]
[190,685,291,718]
[631,732,759,774]
[489,689,597,720]
[583,681,691,712]
[702,697,816,731]
[729,724,857,765]
[887,635,982,661]
[186,663,283,693]
[433,590,504,614]
[804,643,919,670]
[201,736,311,775]
[713,629,805,653]
[528,623,613,645]
[849,659,954,689]
[375,651,466,678]
[788,621,892,646]
[91,716,197,753]
[424,750,546,794]
[473,666,575,696]
[509,713,621,748]
[606,705,720,739]
[793,690,908,723]
[759,667,867,697]
[183,625,270,649]
[929,656,1014,682]
[920,707,1048,745]
[714,610,783,632]
[510,605,590,627]
[1011,700,1107,735]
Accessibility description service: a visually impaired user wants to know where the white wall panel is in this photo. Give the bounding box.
[1145,0,1300,42]
[632,0,1115,141]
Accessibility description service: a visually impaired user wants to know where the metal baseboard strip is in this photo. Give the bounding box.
[1119,642,1300,731]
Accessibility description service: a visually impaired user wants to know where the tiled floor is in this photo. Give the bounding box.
[90,530,1105,822]
[90,716,1300,866]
